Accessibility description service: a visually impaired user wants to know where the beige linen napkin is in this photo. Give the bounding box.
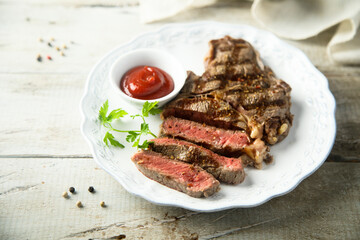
[252,0,360,65]
[139,0,360,65]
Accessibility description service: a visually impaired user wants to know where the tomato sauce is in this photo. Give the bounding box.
[120,66,174,100]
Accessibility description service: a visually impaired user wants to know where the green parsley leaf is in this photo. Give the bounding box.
[107,109,128,122]
[140,123,150,135]
[103,132,124,148]
[138,140,153,149]
[149,107,162,116]
[132,138,140,148]
[99,100,109,123]
[126,131,139,142]
[142,101,160,117]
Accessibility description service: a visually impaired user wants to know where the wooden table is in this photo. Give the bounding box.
[1,1,359,239]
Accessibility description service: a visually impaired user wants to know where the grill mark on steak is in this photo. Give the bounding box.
[149,137,245,184]
[161,117,269,168]
[181,71,224,95]
[132,150,220,198]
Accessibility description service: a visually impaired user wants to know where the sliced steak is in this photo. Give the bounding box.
[150,137,245,184]
[132,150,220,198]
[160,117,269,168]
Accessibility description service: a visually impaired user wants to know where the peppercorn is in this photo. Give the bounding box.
[88,186,94,193]
[36,54,42,62]
[38,38,43,42]
[76,201,82,208]
[47,55,52,60]
[55,46,60,51]
[62,44,67,49]
[47,42,52,47]
[60,51,65,56]
[69,187,75,193]
[100,201,106,207]
[50,37,54,41]
[62,191,68,198]
[115,234,126,239]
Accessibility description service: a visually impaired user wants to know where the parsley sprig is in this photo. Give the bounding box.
[99,100,161,149]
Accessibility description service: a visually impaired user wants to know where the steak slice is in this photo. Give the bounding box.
[161,117,269,168]
[150,137,245,184]
[161,95,248,131]
[132,150,220,198]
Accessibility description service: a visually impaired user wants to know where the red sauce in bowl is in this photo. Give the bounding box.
[120,65,174,100]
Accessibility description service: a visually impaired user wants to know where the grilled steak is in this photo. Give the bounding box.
[150,137,245,184]
[161,117,269,168]
[163,36,293,145]
[132,150,220,198]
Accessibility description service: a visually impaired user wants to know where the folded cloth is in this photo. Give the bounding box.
[252,0,360,65]
[139,0,360,65]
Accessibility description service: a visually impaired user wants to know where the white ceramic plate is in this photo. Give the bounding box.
[80,21,336,212]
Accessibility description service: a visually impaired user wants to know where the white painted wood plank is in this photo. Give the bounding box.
[0,73,90,156]
[0,0,347,76]
[0,159,359,239]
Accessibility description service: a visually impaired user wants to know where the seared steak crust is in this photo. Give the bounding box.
[132,150,220,198]
[150,137,245,184]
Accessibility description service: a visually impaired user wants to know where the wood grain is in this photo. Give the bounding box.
[0,159,359,239]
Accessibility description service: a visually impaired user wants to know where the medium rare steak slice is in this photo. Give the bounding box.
[132,150,220,198]
[150,137,245,184]
[161,117,269,168]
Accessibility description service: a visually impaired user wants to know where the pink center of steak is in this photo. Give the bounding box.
[162,117,250,150]
[132,151,216,191]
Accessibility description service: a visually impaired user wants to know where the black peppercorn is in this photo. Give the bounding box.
[69,187,75,193]
[88,186,94,193]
